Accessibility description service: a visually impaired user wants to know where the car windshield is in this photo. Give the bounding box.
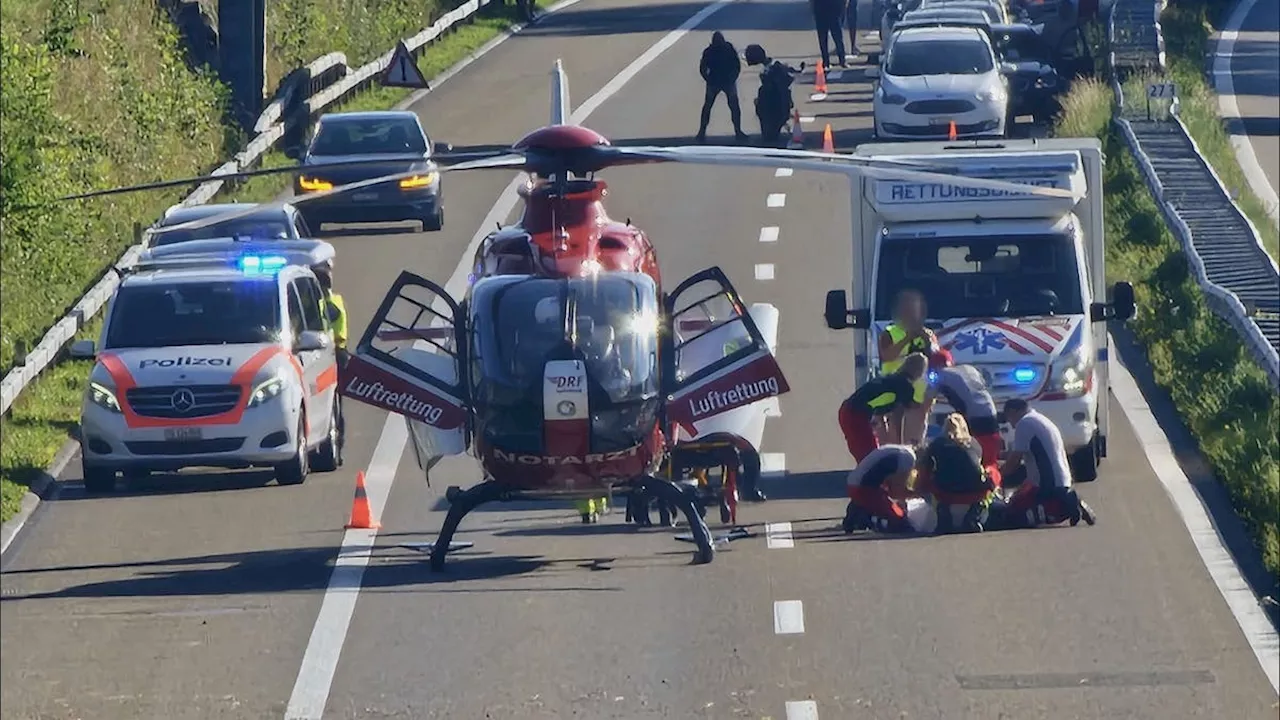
[104,280,281,349]
[888,38,994,75]
[874,234,1085,320]
[308,117,427,156]
[150,216,292,247]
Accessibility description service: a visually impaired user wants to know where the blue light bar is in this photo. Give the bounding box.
[1013,366,1038,384]
[239,255,288,273]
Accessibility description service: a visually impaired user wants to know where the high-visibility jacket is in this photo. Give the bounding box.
[324,291,347,349]
[879,323,937,373]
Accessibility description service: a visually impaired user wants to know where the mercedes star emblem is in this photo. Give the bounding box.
[557,400,576,417]
[171,388,196,413]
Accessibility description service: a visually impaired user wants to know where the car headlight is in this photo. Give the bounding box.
[247,375,287,408]
[298,176,333,192]
[1042,346,1092,399]
[976,87,1006,103]
[88,381,122,413]
[878,86,907,105]
[399,172,438,189]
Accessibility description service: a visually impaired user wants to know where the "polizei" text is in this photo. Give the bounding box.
[138,356,232,369]
[688,376,779,418]
[343,377,445,424]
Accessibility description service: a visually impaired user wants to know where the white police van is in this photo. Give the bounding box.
[70,243,343,492]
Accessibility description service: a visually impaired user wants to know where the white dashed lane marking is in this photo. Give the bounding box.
[767,193,786,208]
[773,601,805,634]
[755,263,775,280]
[759,226,779,243]
[800,115,815,123]
[786,700,820,719]
[775,168,793,177]
[765,522,794,549]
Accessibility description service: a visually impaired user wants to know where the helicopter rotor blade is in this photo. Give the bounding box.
[148,153,529,238]
[596,145,1078,200]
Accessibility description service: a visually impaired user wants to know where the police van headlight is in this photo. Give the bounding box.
[88,382,122,413]
[1042,346,1091,399]
[247,375,287,408]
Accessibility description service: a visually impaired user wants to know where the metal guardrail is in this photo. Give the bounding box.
[0,0,497,417]
[1106,0,1280,387]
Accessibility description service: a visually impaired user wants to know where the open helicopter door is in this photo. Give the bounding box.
[664,267,791,438]
[339,271,470,467]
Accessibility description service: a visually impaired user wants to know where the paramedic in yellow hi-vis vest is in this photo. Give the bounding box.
[877,289,938,445]
[314,259,347,441]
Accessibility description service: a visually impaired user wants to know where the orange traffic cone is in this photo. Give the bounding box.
[788,109,804,148]
[345,470,381,529]
[822,123,835,153]
[810,61,828,100]
[948,120,958,141]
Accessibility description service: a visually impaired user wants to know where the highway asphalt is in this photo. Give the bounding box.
[2,0,1277,718]
[1219,0,1279,218]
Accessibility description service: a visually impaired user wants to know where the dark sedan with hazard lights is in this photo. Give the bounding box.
[290,111,451,232]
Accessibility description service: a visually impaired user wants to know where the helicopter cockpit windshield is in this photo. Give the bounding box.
[469,273,661,452]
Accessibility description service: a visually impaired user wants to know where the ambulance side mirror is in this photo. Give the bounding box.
[1111,281,1136,321]
[825,290,851,329]
[1091,281,1135,322]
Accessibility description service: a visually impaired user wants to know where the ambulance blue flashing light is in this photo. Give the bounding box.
[239,254,289,273]
[1013,366,1038,384]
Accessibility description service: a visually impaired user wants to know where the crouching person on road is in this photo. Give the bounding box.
[915,413,995,533]
[993,398,1096,529]
[842,444,925,534]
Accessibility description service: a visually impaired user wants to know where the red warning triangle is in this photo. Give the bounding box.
[381,41,430,89]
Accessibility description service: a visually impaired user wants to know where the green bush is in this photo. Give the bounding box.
[1054,77,1280,587]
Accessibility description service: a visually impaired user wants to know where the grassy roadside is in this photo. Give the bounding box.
[1056,77,1280,585]
[0,4,538,523]
[1153,0,1279,258]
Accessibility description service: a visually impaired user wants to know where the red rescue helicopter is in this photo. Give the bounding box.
[57,60,1072,571]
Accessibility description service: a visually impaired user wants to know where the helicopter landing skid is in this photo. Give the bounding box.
[430,480,510,572]
[675,526,752,546]
[398,541,475,553]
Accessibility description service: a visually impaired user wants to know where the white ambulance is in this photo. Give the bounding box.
[824,138,1135,481]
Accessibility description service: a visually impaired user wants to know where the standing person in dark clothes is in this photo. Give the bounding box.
[845,0,861,59]
[810,0,849,70]
[697,32,749,143]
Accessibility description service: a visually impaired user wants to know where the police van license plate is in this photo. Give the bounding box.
[929,117,952,127]
[164,427,202,442]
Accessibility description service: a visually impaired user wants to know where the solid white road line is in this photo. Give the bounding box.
[755,263,775,280]
[1214,0,1280,226]
[785,700,819,719]
[760,452,786,476]
[775,168,793,178]
[767,193,786,208]
[1109,340,1280,695]
[283,1,748,717]
[765,522,794,549]
[773,600,805,634]
[759,226,779,243]
[284,419,406,720]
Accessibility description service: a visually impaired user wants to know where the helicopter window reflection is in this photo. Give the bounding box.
[670,279,755,383]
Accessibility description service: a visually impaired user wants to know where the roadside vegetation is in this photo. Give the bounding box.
[1054,74,1280,586]
[1151,0,1278,258]
[0,0,539,522]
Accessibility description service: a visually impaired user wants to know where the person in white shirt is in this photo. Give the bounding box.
[997,398,1096,527]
